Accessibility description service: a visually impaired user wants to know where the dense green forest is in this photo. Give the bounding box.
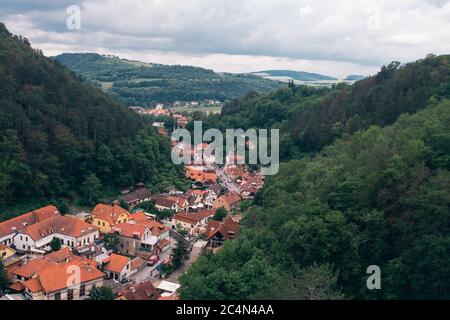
[195,55,450,160]
[0,23,186,220]
[180,56,450,299]
[180,99,450,300]
[54,53,284,106]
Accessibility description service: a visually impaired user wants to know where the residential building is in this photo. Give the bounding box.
[9,252,104,300]
[185,167,217,183]
[213,192,241,212]
[22,256,104,300]
[91,204,132,233]
[153,195,181,212]
[101,253,131,282]
[208,183,222,199]
[205,217,240,249]
[112,222,156,258]
[13,216,99,253]
[0,205,60,246]
[119,187,153,209]
[117,280,160,300]
[128,213,171,254]
[172,209,216,234]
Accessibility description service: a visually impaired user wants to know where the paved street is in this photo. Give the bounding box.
[215,165,240,193]
[130,238,175,284]
[167,240,206,282]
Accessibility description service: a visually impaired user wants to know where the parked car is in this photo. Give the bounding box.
[147,255,159,266]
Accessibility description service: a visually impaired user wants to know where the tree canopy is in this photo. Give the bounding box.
[0,23,187,219]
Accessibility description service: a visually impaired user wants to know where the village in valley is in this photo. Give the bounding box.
[0,106,265,301]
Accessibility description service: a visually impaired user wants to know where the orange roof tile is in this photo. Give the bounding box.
[92,204,131,226]
[130,257,146,271]
[173,209,216,224]
[103,254,130,274]
[119,281,160,300]
[20,216,98,241]
[36,256,104,293]
[9,282,25,292]
[0,205,60,238]
[8,258,53,278]
[44,247,72,264]
[206,217,240,240]
[23,278,43,293]
[113,222,148,240]
[218,192,241,206]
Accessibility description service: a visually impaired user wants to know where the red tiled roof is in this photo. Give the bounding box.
[8,258,53,278]
[153,196,180,208]
[113,222,148,240]
[217,192,241,206]
[9,282,25,292]
[206,217,240,241]
[44,247,72,264]
[119,280,160,300]
[23,278,43,293]
[36,256,103,293]
[131,211,148,222]
[130,257,146,271]
[173,209,216,224]
[0,205,60,238]
[92,204,131,225]
[103,254,130,274]
[20,216,98,241]
[158,293,180,300]
[120,188,152,204]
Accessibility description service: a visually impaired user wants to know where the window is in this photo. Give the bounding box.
[80,284,85,297]
[54,292,61,300]
[68,289,74,300]
[20,236,23,241]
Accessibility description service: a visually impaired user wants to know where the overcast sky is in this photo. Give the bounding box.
[1,0,450,78]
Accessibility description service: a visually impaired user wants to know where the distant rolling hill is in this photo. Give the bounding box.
[250,70,337,82]
[345,74,366,81]
[54,53,284,106]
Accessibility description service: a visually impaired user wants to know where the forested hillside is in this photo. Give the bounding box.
[197,55,450,160]
[54,53,284,106]
[180,99,450,300]
[180,56,450,299]
[0,23,185,219]
[250,70,337,81]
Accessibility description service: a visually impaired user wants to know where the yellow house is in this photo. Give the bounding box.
[91,204,132,233]
[0,243,16,265]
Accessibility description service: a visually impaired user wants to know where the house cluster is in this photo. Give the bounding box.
[172,100,223,107]
[0,202,173,300]
[128,105,190,129]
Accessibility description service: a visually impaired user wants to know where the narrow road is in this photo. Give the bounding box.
[167,240,206,282]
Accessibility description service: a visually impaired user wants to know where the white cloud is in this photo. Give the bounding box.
[299,5,315,16]
[1,0,450,77]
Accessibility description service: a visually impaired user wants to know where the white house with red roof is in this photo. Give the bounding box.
[13,216,99,253]
[0,205,60,246]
